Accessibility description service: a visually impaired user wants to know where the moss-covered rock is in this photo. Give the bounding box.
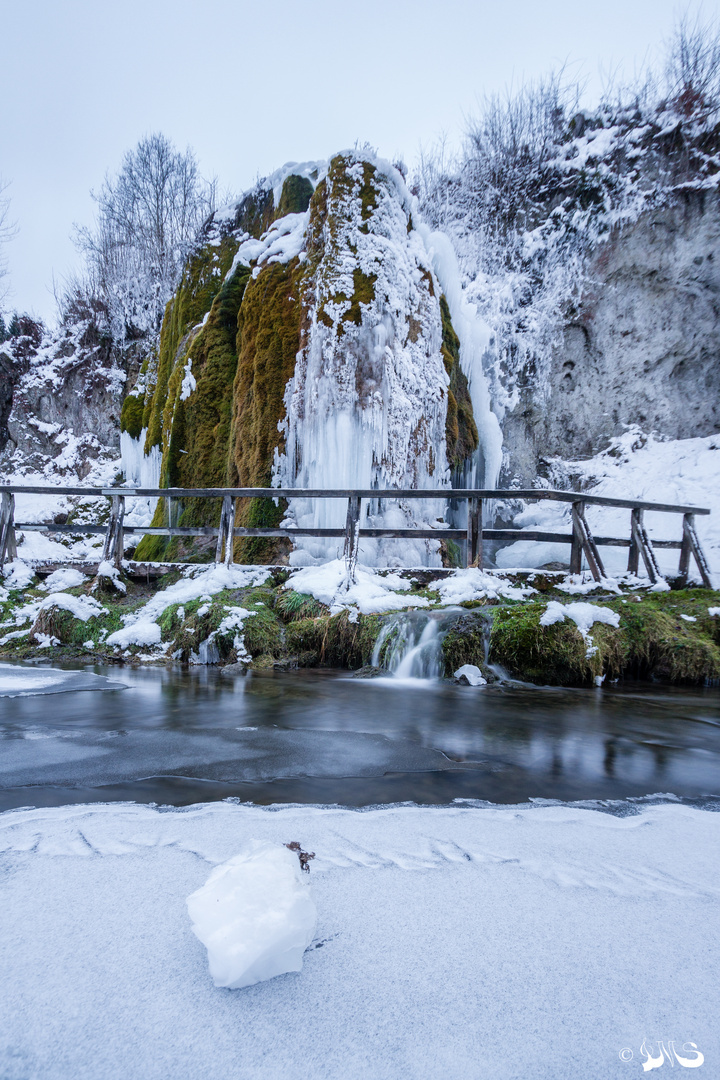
[276,174,314,217]
[488,589,720,686]
[440,295,478,471]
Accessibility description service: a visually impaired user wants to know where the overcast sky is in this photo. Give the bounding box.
[0,0,713,322]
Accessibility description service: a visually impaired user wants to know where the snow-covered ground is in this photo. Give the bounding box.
[498,430,720,582]
[0,799,717,1079]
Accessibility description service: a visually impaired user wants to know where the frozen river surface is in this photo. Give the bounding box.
[0,661,718,809]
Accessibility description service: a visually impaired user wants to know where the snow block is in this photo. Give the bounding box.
[186,840,317,989]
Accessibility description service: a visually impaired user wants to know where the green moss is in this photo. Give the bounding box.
[242,603,284,659]
[134,257,252,561]
[440,295,478,471]
[120,394,145,439]
[285,611,381,668]
[442,615,491,675]
[342,268,377,326]
[143,230,242,457]
[226,258,303,562]
[276,174,314,217]
[488,590,720,686]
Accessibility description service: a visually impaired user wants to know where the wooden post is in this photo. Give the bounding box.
[678,513,692,584]
[629,507,661,585]
[224,497,237,567]
[466,497,483,568]
[680,512,712,588]
[0,492,16,567]
[101,495,125,570]
[215,496,234,564]
[571,501,606,582]
[627,508,640,575]
[343,495,361,574]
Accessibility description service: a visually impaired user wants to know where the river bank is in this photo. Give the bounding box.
[1,559,719,687]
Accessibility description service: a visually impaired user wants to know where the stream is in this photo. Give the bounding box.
[1,647,719,810]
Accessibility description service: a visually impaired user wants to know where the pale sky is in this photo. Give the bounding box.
[1,0,715,322]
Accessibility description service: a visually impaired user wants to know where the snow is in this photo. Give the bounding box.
[0,662,125,696]
[286,559,429,616]
[106,621,162,649]
[38,567,87,592]
[37,592,107,622]
[540,600,621,637]
[1,559,35,589]
[680,613,697,623]
[496,430,720,581]
[453,664,487,686]
[226,211,310,284]
[0,800,718,1079]
[709,607,720,617]
[179,359,196,402]
[187,841,317,989]
[105,564,269,653]
[434,567,536,604]
[95,560,127,594]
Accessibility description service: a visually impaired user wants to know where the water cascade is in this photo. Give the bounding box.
[371,610,463,680]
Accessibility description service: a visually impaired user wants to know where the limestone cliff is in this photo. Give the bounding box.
[502,188,720,484]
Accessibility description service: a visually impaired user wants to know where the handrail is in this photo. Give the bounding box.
[0,484,712,515]
[0,485,713,587]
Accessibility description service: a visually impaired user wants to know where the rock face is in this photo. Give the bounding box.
[0,321,142,478]
[125,152,480,565]
[501,188,720,484]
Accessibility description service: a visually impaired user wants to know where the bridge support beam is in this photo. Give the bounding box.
[0,492,17,568]
[466,497,483,568]
[571,501,606,582]
[101,495,126,570]
[629,508,661,585]
[344,496,361,575]
[678,512,712,588]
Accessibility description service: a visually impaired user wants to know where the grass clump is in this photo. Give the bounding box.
[285,611,381,668]
[275,590,328,622]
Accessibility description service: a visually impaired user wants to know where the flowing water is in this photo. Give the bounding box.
[371,610,464,680]
[0,658,719,811]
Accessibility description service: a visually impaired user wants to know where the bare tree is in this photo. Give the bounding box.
[74,133,217,341]
[665,12,720,118]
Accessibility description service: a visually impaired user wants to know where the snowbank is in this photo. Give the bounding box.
[0,800,717,1079]
[498,431,720,582]
[287,560,429,616]
[105,563,270,652]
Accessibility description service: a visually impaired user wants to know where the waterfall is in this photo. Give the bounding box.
[273,153,452,570]
[414,225,504,491]
[371,610,462,680]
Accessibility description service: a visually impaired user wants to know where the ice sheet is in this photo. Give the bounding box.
[0,800,717,1080]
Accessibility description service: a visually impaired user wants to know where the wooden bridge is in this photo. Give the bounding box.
[0,484,713,587]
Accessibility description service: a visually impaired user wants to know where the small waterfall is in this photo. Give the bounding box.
[371,610,461,680]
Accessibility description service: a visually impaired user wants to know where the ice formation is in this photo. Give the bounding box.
[454,664,487,686]
[186,840,317,989]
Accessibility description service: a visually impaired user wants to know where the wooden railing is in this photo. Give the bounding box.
[0,485,713,587]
